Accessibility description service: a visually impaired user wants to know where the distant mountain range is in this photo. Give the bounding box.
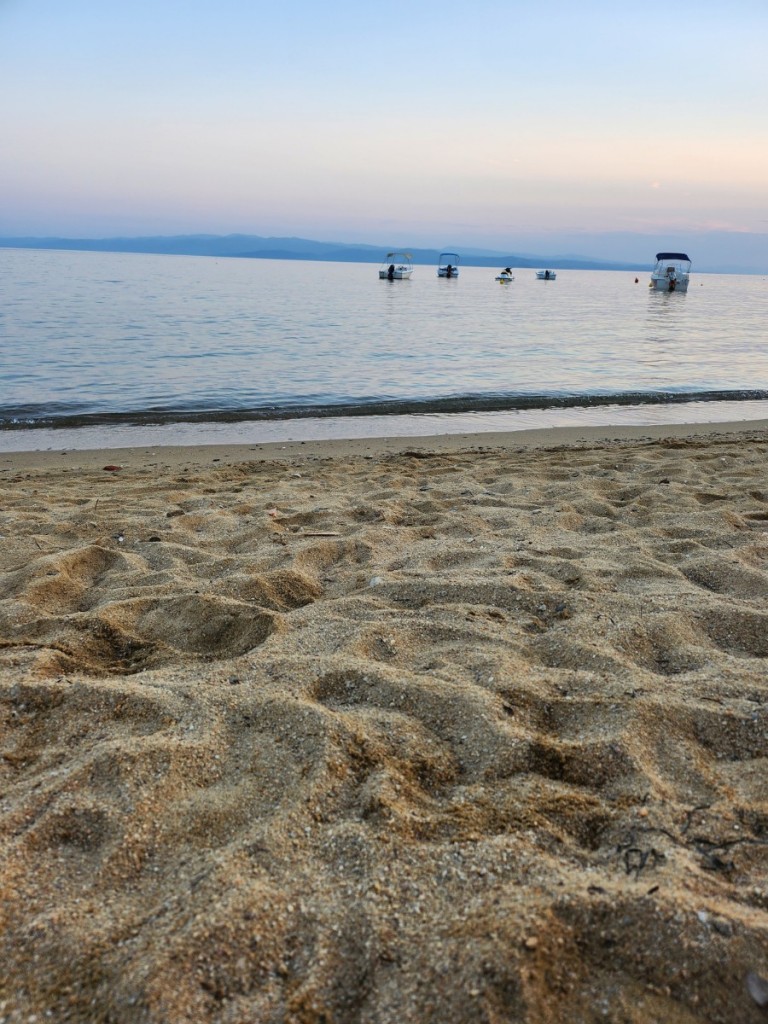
[0,233,649,272]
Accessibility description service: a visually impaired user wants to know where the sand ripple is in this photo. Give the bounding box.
[1,434,767,1022]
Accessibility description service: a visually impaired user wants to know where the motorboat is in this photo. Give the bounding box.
[536,269,556,280]
[437,252,460,278]
[649,252,691,292]
[379,252,413,280]
[495,268,515,283]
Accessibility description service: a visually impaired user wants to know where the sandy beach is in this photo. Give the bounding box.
[1,420,767,1023]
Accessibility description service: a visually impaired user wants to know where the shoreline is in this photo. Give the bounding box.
[2,416,768,471]
[3,396,768,457]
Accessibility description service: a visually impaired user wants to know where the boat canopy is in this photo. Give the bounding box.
[655,252,690,261]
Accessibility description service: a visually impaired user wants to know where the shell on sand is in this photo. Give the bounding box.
[1,426,767,1023]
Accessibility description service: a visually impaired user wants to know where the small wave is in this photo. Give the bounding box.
[2,389,768,431]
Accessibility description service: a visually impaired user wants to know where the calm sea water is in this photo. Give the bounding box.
[2,247,767,448]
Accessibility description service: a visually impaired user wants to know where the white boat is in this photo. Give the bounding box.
[495,267,515,283]
[379,252,413,280]
[536,269,556,280]
[649,252,691,292]
[437,252,460,278]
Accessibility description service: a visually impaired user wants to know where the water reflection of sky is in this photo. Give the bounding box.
[2,250,767,422]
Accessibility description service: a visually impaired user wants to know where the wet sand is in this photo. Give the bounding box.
[1,421,767,1022]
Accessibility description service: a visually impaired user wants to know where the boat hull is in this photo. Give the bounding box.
[379,268,413,280]
[437,268,459,278]
[650,274,689,293]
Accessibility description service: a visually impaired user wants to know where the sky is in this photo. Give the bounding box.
[2,0,767,267]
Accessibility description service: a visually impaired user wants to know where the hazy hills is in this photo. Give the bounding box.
[0,233,646,271]
[2,231,766,273]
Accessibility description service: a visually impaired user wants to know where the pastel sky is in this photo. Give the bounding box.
[2,0,767,263]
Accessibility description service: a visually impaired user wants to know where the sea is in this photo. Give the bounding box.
[2,247,767,452]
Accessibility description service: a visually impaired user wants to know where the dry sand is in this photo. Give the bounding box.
[1,422,767,1023]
